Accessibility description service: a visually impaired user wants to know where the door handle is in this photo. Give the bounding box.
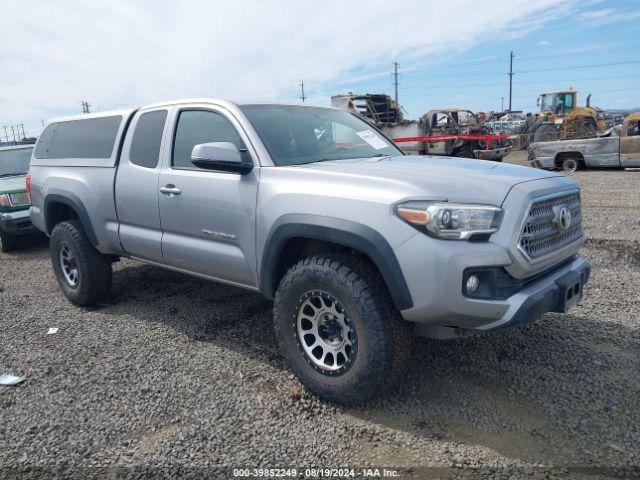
[159,185,182,196]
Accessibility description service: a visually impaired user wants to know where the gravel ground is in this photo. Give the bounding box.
[1,152,639,479]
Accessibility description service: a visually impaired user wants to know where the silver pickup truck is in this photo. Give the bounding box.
[29,99,590,404]
[528,113,640,172]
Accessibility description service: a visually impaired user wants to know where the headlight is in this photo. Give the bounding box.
[9,192,30,206]
[395,201,503,240]
[0,194,11,207]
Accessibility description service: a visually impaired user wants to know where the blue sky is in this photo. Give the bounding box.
[1,0,638,139]
[310,1,640,117]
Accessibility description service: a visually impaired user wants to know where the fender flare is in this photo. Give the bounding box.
[44,193,99,246]
[260,214,413,311]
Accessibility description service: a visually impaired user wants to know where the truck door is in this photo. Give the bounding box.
[425,112,451,155]
[157,106,258,287]
[115,108,169,262]
[620,119,640,167]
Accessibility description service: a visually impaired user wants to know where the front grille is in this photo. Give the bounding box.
[519,191,583,260]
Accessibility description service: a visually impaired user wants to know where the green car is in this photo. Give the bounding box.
[0,145,36,252]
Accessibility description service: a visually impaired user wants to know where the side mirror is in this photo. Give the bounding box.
[190,142,253,174]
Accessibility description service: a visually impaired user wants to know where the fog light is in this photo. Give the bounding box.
[466,275,480,293]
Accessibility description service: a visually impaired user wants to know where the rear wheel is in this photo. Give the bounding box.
[559,157,580,173]
[274,253,411,405]
[50,220,112,306]
[533,123,557,143]
[0,227,19,253]
[574,119,597,139]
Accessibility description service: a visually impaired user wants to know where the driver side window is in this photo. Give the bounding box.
[172,110,245,169]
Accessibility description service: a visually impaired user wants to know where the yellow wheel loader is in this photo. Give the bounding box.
[518,89,605,146]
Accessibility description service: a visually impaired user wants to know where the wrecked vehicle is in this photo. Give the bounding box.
[414,109,512,160]
[30,100,589,404]
[331,95,511,161]
[0,144,37,252]
[528,113,640,172]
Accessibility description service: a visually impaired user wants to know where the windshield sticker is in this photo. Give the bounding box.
[356,130,388,150]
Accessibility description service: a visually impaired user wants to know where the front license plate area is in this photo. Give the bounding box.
[556,273,583,313]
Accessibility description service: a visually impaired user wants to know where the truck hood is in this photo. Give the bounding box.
[302,155,562,205]
[0,174,27,194]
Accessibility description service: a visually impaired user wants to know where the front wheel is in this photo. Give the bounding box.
[274,253,411,405]
[454,147,475,158]
[0,227,19,253]
[50,220,112,306]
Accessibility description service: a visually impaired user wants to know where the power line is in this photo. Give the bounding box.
[515,44,639,62]
[401,86,638,102]
[400,73,638,90]
[516,59,640,74]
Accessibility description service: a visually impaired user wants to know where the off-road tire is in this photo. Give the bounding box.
[274,253,412,405]
[50,220,112,306]
[533,123,558,143]
[454,148,475,158]
[0,227,19,253]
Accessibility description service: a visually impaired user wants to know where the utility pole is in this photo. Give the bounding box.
[3,126,8,143]
[508,51,514,112]
[299,81,306,102]
[81,100,91,114]
[501,97,505,111]
[20,124,25,141]
[10,125,16,143]
[392,62,400,107]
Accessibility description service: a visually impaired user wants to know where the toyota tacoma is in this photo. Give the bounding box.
[29,99,590,404]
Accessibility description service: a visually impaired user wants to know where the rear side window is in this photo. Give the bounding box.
[130,110,167,168]
[35,116,122,159]
[172,110,244,169]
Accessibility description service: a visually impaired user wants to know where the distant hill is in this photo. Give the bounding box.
[605,108,640,114]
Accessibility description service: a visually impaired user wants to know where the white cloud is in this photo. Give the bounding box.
[579,7,640,25]
[0,0,574,127]
[537,40,552,47]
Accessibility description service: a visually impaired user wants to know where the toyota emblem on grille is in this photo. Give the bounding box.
[553,205,572,231]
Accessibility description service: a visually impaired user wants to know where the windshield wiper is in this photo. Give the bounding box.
[0,173,25,178]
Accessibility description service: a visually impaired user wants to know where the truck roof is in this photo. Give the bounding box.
[44,99,335,126]
[46,108,137,126]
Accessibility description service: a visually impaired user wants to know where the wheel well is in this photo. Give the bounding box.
[555,151,584,167]
[272,238,352,293]
[261,216,414,310]
[45,201,79,234]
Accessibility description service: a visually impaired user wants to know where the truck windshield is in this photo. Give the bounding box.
[0,147,32,177]
[240,105,402,166]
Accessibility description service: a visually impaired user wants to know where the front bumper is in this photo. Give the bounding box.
[473,256,590,332]
[0,208,37,235]
[528,156,555,169]
[400,247,590,333]
[474,146,512,161]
